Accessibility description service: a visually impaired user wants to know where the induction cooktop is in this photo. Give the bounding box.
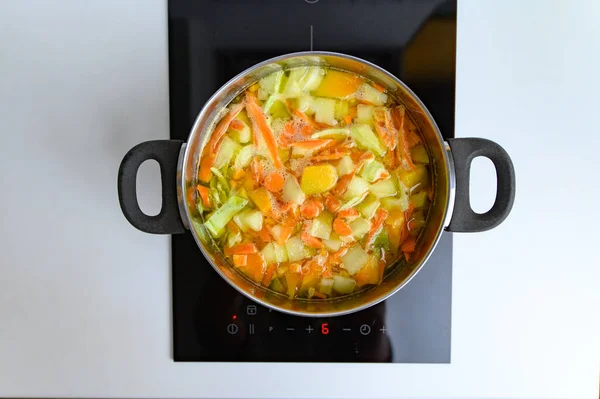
[168,0,456,362]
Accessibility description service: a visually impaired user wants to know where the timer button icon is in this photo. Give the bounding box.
[359,324,371,335]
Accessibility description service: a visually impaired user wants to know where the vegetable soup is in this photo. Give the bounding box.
[196,66,432,300]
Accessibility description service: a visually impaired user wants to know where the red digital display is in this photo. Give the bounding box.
[321,323,329,335]
[232,315,237,320]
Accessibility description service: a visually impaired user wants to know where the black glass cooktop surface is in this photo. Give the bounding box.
[168,0,456,362]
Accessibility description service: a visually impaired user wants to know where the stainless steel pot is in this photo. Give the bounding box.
[118,52,516,317]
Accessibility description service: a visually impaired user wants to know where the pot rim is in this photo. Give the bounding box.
[180,51,455,317]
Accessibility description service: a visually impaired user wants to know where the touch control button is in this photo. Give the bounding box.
[227,324,239,335]
[359,324,371,335]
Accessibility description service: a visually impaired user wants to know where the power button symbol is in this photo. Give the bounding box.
[227,324,239,335]
[359,324,371,335]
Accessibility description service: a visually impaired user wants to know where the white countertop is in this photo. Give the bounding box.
[1,0,599,398]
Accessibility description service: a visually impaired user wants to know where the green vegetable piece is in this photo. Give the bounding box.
[261,243,277,264]
[349,218,372,240]
[350,124,386,156]
[372,229,389,250]
[355,83,388,106]
[334,100,349,119]
[285,236,307,263]
[228,118,251,144]
[313,97,337,125]
[309,211,333,240]
[341,244,369,275]
[233,145,253,171]
[323,232,342,252]
[411,145,430,164]
[282,175,306,205]
[380,197,410,212]
[357,194,381,219]
[332,275,357,294]
[319,278,334,295]
[356,104,374,123]
[214,136,241,170]
[360,160,388,183]
[369,178,397,198]
[343,175,370,201]
[270,277,286,294]
[410,191,429,209]
[204,195,248,237]
[259,70,284,94]
[336,155,355,176]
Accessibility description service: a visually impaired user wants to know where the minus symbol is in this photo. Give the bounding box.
[342,328,351,331]
[286,327,295,331]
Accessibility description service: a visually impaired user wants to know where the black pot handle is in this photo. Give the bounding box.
[446,138,516,232]
[117,140,187,234]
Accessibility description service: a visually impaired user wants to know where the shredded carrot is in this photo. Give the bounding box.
[300,199,324,219]
[291,139,335,152]
[313,291,327,299]
[250,157,263,184]
[232,254,248,267]
[289,263,303,274]
[271,225,294,247]
[300,232,323,248]
[338,208,359,219]
[343,114,353,125]
[311,149,351,162]
[324,194,341,213]
[226,221,241,235]
[333,217,353,236]
[224,243,258,255]
[332,172,355,197]
[373,82,386,93]
[262,263,277,286]
[209,102,245,152]
[264,172,285,192]
[391,106,415,170]
[365,208,389,250]
[198,153,216,183]
[404,252,411,262]
[257,226,272,243]
[245,91,282,168]
[229,119,244,131]
[330,246,349,264]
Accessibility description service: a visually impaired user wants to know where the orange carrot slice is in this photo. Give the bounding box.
[400,237,416,253]
[224,243,258,256]
[262,263,277,286]
[209,102,245,152]
[391,106,415,170]
[365,208,389,250]
[300,199,324,219]
[250,157,263,184]
[324,194,341,213]
[333,218,353,236]
[313,291,327,299]
[300,232,323,248]
[196,185,212,208]
[264,172,285,192]
[373,82,386,93]
[290,139,335,152]
[246,91,282,168]
[232,254,248,267]
[338,208,359,219]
